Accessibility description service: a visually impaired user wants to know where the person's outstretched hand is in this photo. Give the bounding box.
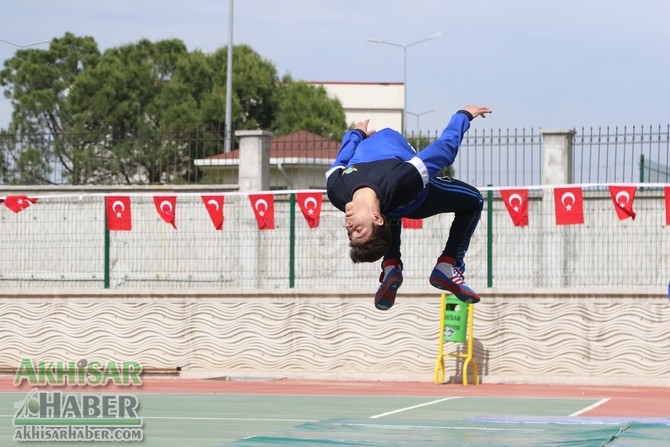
[462,105,493,119]
[355,119,376,137]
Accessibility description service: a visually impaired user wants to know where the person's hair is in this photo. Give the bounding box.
[349,217,391,263]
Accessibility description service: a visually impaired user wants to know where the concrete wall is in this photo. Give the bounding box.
[1,289,667,386]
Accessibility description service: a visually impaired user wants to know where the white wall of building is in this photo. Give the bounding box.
[314,82,404,132]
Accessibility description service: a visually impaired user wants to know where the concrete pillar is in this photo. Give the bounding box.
[235,130,272,287]
[236,130,273,192]
[541,129,576,185]
[540,129,576,287]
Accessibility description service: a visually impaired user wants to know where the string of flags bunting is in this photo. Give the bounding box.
[105,193,321,231]
[2,185,670,230]
[500,185,645,227]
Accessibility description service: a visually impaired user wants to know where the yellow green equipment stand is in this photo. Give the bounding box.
[434,293,479,386]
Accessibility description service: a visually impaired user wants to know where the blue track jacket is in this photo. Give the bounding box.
[326,110,472,217]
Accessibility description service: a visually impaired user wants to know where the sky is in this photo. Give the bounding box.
[1,0,669,133]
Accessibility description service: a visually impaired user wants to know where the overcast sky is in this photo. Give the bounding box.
[1,0,669,133]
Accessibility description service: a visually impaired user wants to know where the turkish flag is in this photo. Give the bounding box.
[401,217,423,229]
[296,192,322,228]
[608,185,636,220]
[153,196,177,229]
[106,196,132,231]
[665,187,670,226]
[554,187,584,225]
[4,196,38,213]
[201,195,225,230]
[500,189,529,227]
[249,193,275,230]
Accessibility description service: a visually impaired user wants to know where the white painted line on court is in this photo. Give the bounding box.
[369,396,462,419]
[569,398,610,417]
[1,414,314,422]
[142,416,318,422]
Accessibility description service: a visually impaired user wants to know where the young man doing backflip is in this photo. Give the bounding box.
[326,105,492,310]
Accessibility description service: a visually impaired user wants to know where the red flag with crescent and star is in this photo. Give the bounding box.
[106,196,132,231]
[665,186,670,226]
[4,195,38,213]
[500,189,529,227]
[296,192,322,228]
[201,195,225,230]
[608,185,636,220]
[249,193,275,230]
[553,187,584,225]
[153,196,177,229]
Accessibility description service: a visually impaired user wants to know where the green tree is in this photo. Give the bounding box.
[1,35,347,184]
[67,38,193,183]
[203,44,279,131]
[0,32,100,184]
[272,76,346,139]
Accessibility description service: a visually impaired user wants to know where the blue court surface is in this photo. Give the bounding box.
[1,392,668,446]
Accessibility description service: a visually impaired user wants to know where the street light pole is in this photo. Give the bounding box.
[0,38,50,49]
[407,108,437,134]
[367,32,441,136]
[224,0,234,153]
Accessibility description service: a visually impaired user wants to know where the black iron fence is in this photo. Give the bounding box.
[1,124,669,187]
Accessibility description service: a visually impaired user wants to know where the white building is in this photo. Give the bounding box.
[194,82,405,190]
[313,81,404,132]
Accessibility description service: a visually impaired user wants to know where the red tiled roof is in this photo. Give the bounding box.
[207,130,341,160]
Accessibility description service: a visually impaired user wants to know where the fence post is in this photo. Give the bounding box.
[104,207,110,289]
[236,130,273,286]
[289,193,296,288]
[486,187,493,288]
[541,128,576,287]
[236,130,273,192]
[541,129,575,186]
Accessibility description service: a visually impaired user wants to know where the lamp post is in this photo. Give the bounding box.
[367,32,441,135]
[407,108,437,134]
[224,0,234,153]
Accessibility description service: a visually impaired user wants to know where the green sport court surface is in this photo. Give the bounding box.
[1,382,669,447]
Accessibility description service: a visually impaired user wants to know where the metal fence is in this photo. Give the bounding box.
[449,128,543,187]
[1,124,669,291]
[0,187,667,291]
[573,125,670,184]
[449,124,670,187]
[2,124,670,187]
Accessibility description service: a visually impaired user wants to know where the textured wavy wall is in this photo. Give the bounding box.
[1,289,668,386]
